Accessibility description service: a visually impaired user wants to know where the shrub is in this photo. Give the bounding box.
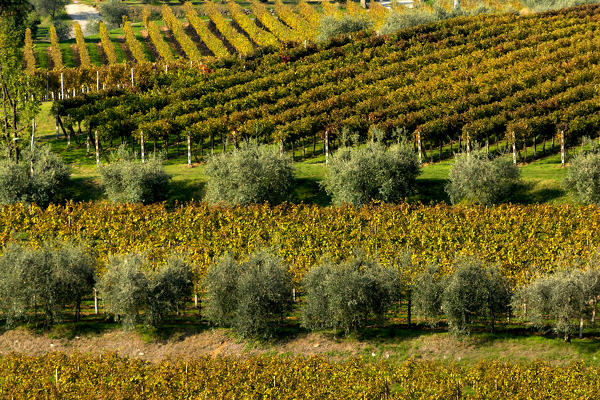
[301,252,404,334]
[99,0,130,28]
[441,257,510,335]
[203,253,240,327]
[0,146,70,207]
[316,15,372,42]
[446,152,520,205]
[235,250,293,338]
[204,143,294,206]
[564,150,600,205]
[322,141,420,206]
[0,241,96,326]
[99,146,171,204]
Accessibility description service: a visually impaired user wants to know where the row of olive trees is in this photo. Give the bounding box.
[0,241,193,329]
[205,249,600,341]
[2,141,598,207]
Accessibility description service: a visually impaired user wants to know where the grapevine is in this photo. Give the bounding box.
[99,21,118,65]
[49,25,63,70]
[201,1,254,56]
[227,0,279,48]
[24,28,36,72]
[74,22,91,68]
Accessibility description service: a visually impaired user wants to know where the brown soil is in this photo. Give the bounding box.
[0,328,368,363]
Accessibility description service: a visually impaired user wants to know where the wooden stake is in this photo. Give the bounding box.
[417,131,422,164]
[141,130,145,164]
[94,288,98,314]
[187,133,192,166]
[561,130,565,167]
[95,130,100,166]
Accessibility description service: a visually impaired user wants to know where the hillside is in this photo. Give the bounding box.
[53,4,600,172]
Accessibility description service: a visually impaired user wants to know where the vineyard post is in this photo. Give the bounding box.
[94,288,98,314]
[417,131,422,164]
[60,72,64,100]
[30,118,35,152]
[95,130,100,166]
[96,70,99,91]
[131,67,134,87]
[580,316,584,339]
[45,72,49,101]
[560,130,565,167]
[187,132,191,166]
[141,130,145,163]
[511,130,517,165]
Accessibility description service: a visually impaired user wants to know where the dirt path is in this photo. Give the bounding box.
[0,328,367,363]
[65,1,100,34]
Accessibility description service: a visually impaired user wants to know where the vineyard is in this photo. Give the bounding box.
[1,202,599,284]
[27,0,526,71]
[2,354,600,399]
[48,4,600,165]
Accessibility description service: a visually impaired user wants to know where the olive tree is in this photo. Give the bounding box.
[0,241,96,326]
[515,268,600,342]
[0,146,70,207]
[235,250,293,338]
[204,142,294,206]
[412,264,446,327]
[446,152,520,205]
[147,255,194,325]
[301,252,405,334]
[203,253,240,327]
[441,257,510,335]
[564,150,600,205]
[317,15,372,42]
[99,146,171,204]
[322,142,420,206]
[414,257,511,335]
[98,254,150,329]
[203,250,293,338]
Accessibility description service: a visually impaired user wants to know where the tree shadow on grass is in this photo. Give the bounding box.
[165,180,206,205]
[510,181,565,204]
[413,178,449,204]
[65,176,103,202]
[293,177,331,207]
